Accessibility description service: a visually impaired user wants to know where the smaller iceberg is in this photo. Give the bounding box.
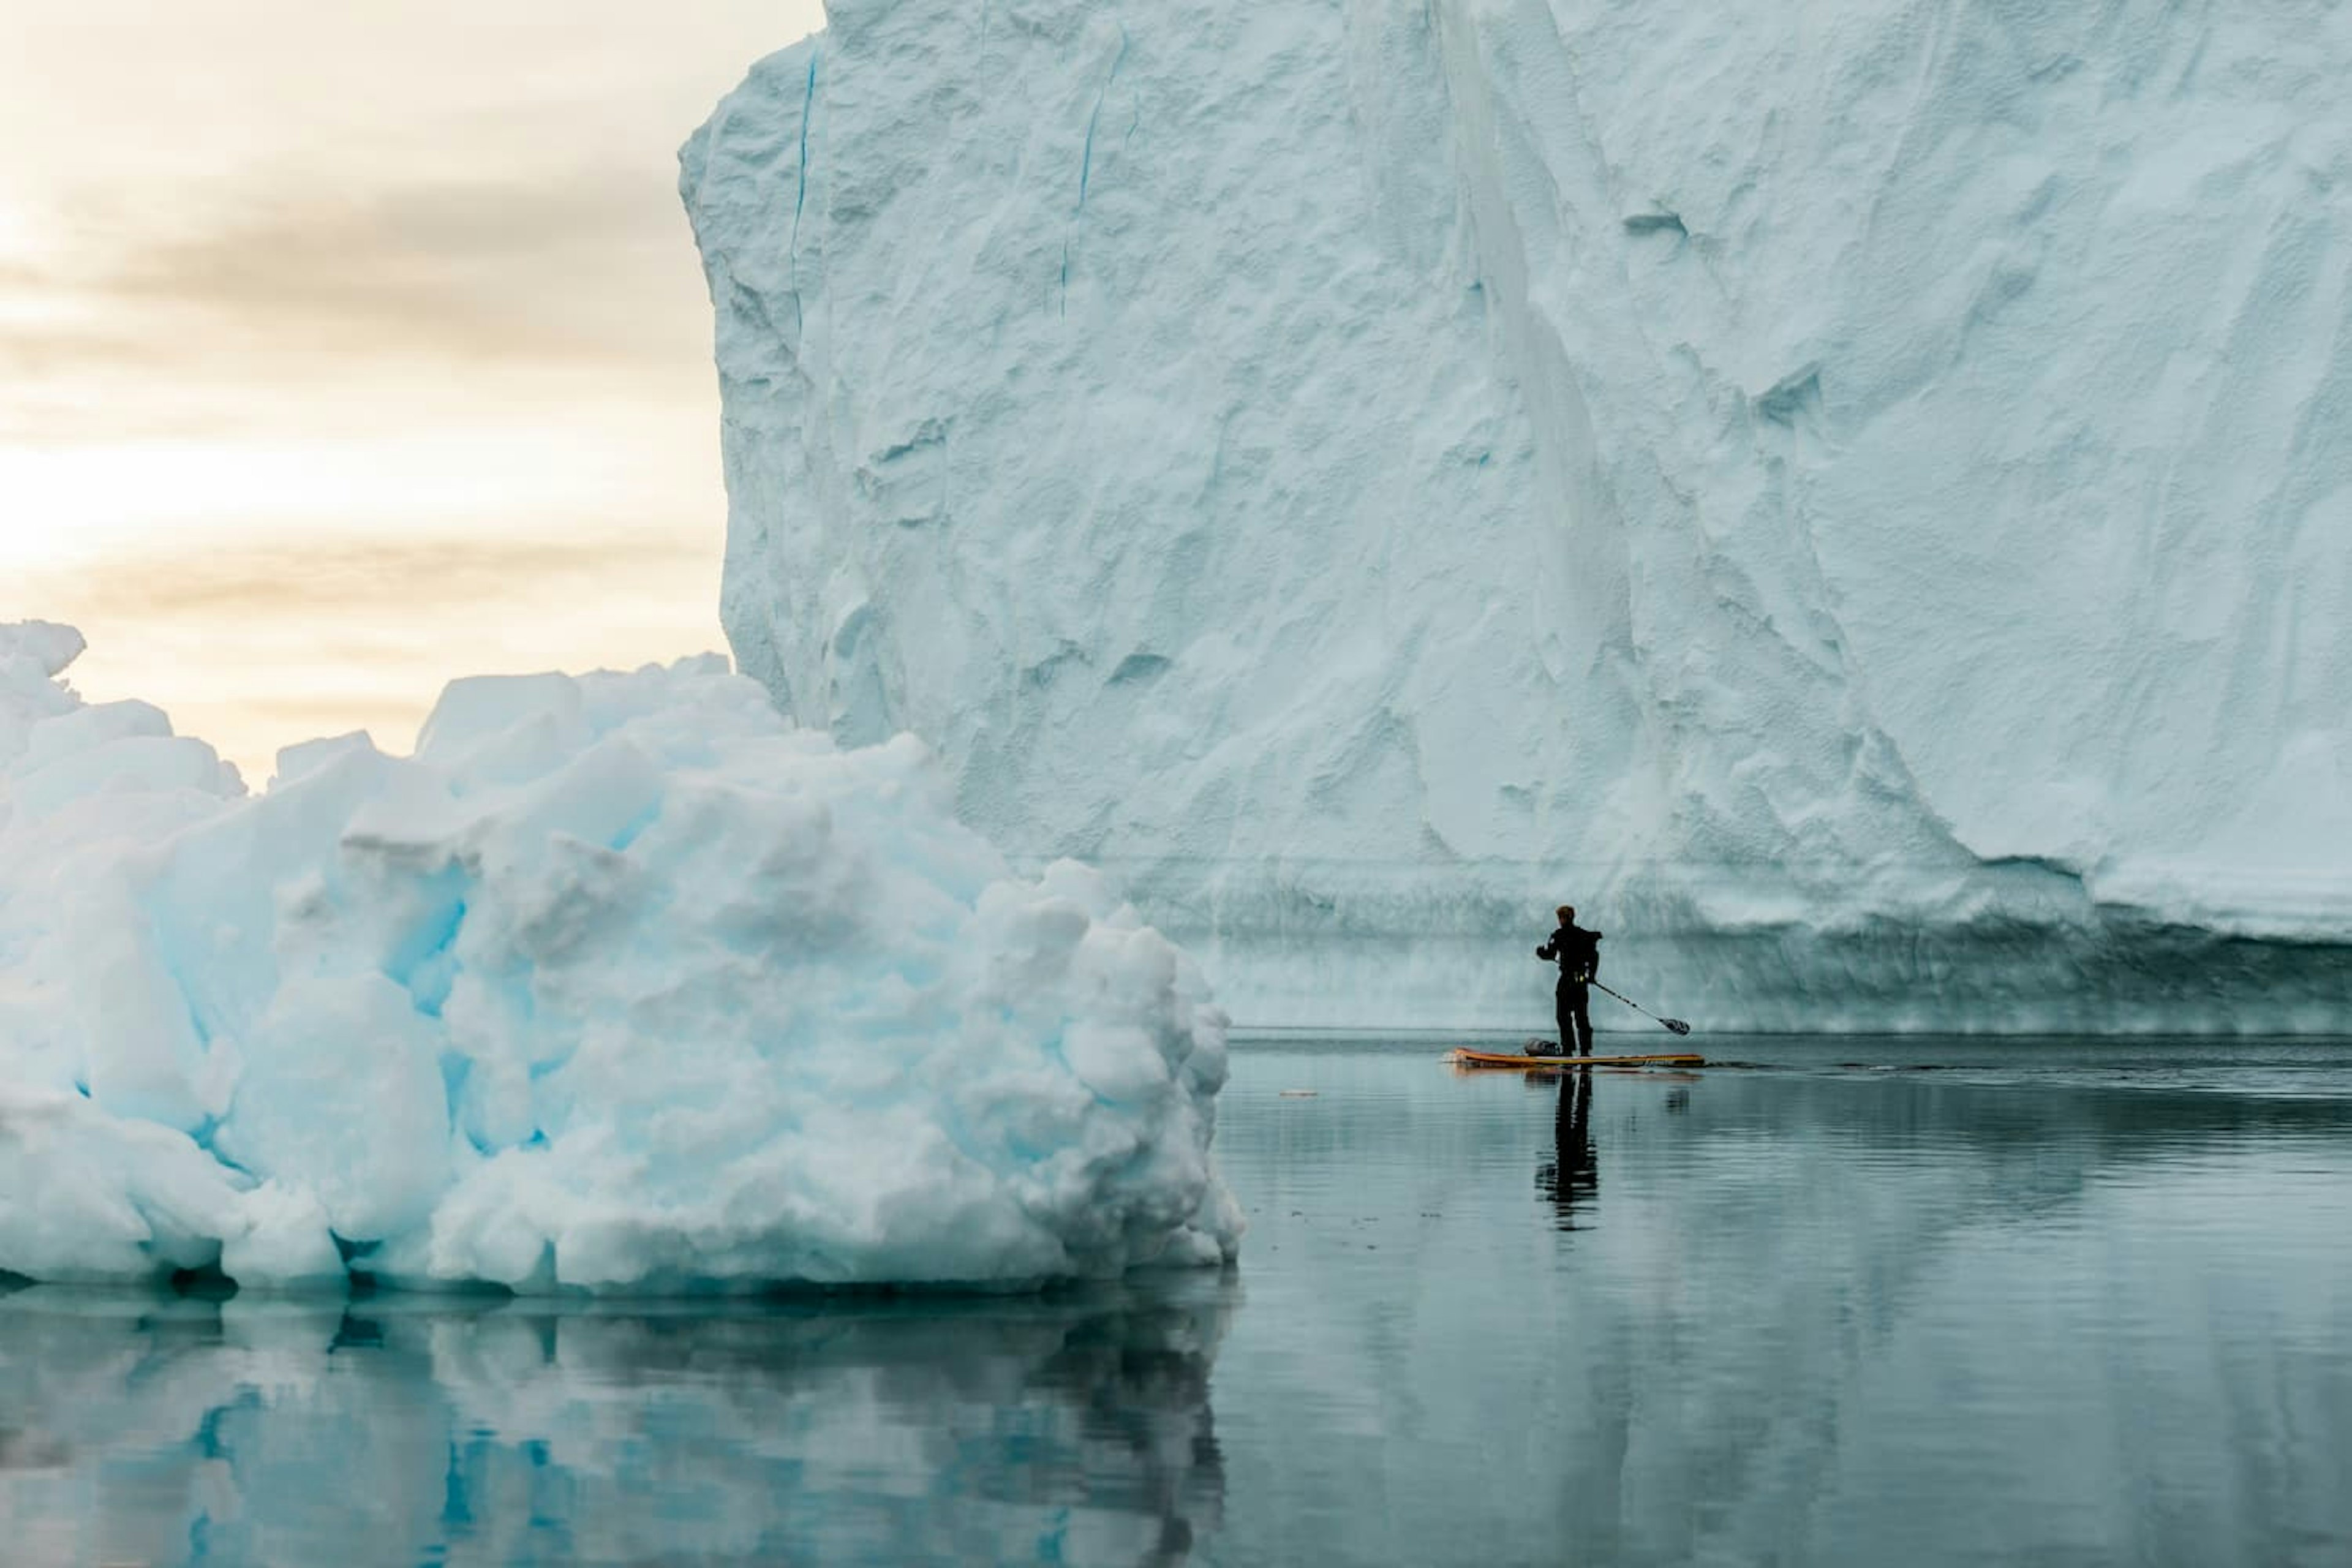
[0,622,1240,1293]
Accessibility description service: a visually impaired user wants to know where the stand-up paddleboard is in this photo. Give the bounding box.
[1448,1047,1705,1069]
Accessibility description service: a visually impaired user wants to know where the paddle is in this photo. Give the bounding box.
[1591,981,1691,1036]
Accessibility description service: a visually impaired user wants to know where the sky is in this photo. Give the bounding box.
[0,0,826,780]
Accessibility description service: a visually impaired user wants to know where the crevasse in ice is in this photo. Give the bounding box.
[682,1,2352,1031]
[0,623,1240,1290]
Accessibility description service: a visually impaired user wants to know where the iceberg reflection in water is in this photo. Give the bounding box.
[0,1279,1231,1566]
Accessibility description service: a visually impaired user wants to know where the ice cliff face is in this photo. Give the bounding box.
[682,1,2352,1031]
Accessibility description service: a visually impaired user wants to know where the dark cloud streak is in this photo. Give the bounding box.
[52,527,716,622]
[30,165,711,369]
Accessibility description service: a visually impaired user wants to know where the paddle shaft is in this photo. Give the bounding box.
[1589,979,1692,1036]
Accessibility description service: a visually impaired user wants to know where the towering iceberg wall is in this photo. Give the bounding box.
[682,1,2352,1031]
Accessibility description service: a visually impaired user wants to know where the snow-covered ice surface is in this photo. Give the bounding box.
[683,1,2352,1032]
[0,622,1238,1291]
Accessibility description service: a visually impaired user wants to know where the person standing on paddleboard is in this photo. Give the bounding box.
[1536,905,1602,1056]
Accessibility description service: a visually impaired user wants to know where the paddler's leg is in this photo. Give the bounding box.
[1567,982,1593,1055]
[1555,979,1575,1056]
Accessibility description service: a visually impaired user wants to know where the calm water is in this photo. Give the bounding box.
[6,1036,2351,1566]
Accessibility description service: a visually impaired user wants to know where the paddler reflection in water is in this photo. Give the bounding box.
[1533,904,1602,1057]
[1535,1065,1598,1227]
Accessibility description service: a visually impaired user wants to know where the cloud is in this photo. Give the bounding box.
[5,167,710,387]
[47,525,717,622]
[0,0,822,439]
[0,0,820,770]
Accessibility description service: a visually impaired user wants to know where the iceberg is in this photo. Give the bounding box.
[0,623,1239,1291]
[682,1,2352,1032]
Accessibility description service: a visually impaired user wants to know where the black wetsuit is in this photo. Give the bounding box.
[1536,922,1601,1055]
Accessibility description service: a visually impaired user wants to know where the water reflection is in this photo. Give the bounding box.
[11,1044,2352,1568]
[1210,1043,2352,1567]
[0,1276,1234,1567]
[1533,1068,1599,1229]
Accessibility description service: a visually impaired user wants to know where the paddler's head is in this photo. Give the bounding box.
[1557,905,1574,925]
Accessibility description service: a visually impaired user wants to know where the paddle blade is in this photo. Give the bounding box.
[1662,1017,1692,1036]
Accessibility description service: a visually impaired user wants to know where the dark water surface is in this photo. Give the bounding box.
[6,1036,2350,1566]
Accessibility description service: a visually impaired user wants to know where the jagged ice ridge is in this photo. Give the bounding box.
[0,624,1240,1291]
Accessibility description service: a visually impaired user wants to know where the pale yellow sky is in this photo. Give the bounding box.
[0,0,826,782]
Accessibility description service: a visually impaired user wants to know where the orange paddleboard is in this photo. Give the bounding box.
[1447,1047,1705,1069]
